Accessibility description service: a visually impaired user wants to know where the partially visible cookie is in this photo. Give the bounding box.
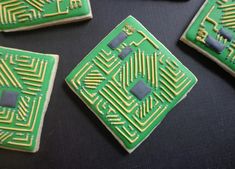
[0,0,92,32]
[0,46,59,152]
[66,16,197,153]
[181,0,235,77]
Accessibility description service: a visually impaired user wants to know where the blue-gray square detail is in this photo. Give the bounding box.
[0,91,19,108]
[108,32,127,50]
[119,47,132,60]
[130,80,151,100]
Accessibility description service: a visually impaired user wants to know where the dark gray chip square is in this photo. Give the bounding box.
[205,35,225,53]
[108,32,127,50]
[119,47,132,60]
[0,91,19,108]
[130,80,151,100]
[219,28,233,41]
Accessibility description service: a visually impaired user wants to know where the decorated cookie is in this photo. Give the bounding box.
[181,0,235,77]
[66,16,197,153]
[0,0,92,32]
[0,46,58,152]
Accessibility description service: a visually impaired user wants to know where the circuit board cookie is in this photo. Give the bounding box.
[0,46,58,152]
[181,0,235,77]
[0,0,92,32]
[66,16,198,153]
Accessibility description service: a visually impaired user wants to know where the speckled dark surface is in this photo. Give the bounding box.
[0,0,235,169]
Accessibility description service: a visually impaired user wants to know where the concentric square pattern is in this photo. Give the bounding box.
[0,46,58,152]
[66,16,198,153]
[0,0,92,32]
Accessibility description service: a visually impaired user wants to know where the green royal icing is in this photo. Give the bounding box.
[0,0,92,32]
[66,16,197,153]
[181,0,235,76]
[0,46,58,152]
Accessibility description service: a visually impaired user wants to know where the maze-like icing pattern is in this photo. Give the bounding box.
[0,46,58,152]
[66,16,197,153]
[181,0,235,76]
[0,0,92,32]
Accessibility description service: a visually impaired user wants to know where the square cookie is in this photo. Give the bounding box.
[181,0,235,77]
[66,16,198,153]
[0,46,59,152]
[0,0,92,32]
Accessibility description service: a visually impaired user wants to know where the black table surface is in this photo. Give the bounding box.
[0,0,235,169]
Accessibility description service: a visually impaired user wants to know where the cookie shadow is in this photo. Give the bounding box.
[177,41,235,89]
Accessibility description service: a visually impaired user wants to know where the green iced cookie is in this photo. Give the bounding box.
[0,0,92,32]
[0,46,59,152]
[66,16,198,153]
[181,0,235,77]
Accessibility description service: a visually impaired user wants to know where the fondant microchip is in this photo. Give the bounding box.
[119,47,133,59]
[0,91,19,108]
[130,81,151,100]
[205,36,225,53]
[108,32,127,49]
[219,28,233,42]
